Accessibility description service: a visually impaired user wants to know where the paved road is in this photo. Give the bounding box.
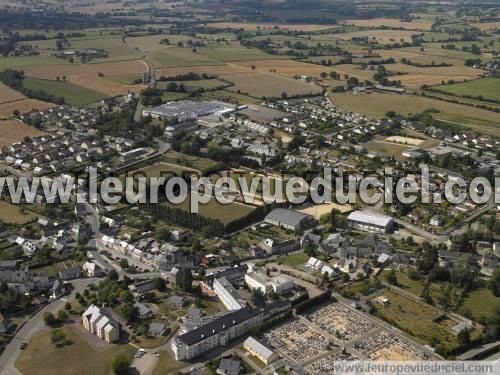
[0,278,98,375]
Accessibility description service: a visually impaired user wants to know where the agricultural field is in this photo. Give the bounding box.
[149,47,222,68]
[429,77,500,102]
[208,22,334,31]
[0,56,71,70]
[15,326,136,375]
[0,119,46,146]
[329,92,500,136]
[225,72,322,98]
[156,64,247,79]
[23,78,107,106]
[156,78,228,91]
[340,18,433,30]
[125,34,196,53]
[0,99,55,117]
[20,60,148,95]
[0,82,25,104]
[0,200,38,224]
[334,30,419,44]
[195,46,288,62]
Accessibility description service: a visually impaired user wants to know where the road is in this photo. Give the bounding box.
[0,278,98,375]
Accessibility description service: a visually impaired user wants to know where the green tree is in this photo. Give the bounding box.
[175,267,193,292]
[43,311,57,326]
[490,268,500,297]
[153,276,166,292]
[57,309,68,322]
[112,354,131,375]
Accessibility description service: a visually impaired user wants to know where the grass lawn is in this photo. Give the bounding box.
[0,200,37,224]
[23,78,107,106]
[462,284,500,321]
[164,197,255,225]
[278,252,308,266]
[381,270,426,296]
[432,77,500,102]
[15,326,136,375]
[162,150,220,172]
[152,350,187,375]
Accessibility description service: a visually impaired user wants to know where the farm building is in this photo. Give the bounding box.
[264,208,315,232]
[346,210,394,234]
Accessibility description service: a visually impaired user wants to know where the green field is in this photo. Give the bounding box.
[329,91,500,136]
[432,77,500,102]
[164,197,255,225]
[196,46,288,62]
[157,78,228,91]
[107,73,143,84]
[278,252,308,266]
[0,56,71,70]
[372,289,460,349]
[15,326,136,375]
[23,78,107,106]
[149,47,222,68]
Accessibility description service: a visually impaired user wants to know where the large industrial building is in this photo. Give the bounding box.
[142,100,236,122]
[346,210,394,234]
[264,208,315,232]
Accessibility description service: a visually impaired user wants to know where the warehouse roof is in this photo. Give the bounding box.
[347,210,393,227]
[265,208,312,227]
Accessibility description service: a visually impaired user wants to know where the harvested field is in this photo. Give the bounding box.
[340,18,432,30]
[471,21,500,31]
[0,83,25,104]
[209,22,334,31]
[378,49,465,66]
[21,60,148,95]
[149,47,222,68]
[21,60,148,80]
[69,75,145,96]
[0,200,38,224]
[0,119,46,147]
[224,72,322,98]
[0,99,55,117]
[197,46,287,62]
[230,60,339,77]
[335,30,419,44]
[156,64,249,78]
[329,92,500,136]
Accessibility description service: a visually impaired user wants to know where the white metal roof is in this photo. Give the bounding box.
[347,210,393,227]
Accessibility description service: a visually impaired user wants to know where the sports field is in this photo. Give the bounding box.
[23,78,107,106]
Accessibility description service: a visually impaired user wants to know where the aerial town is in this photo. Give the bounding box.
[0,1,499,375]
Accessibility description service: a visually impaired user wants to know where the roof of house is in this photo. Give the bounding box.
[149,322,167,336]
[217,358,241,375]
